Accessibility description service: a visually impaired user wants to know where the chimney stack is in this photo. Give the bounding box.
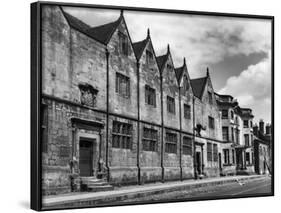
[259,119,264,135]
[266,124,271,135]
[253,124,259,136]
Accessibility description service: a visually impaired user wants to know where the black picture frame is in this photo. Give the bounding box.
[31,1,274,211]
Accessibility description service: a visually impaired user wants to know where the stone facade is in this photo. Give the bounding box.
[41,5,268,196]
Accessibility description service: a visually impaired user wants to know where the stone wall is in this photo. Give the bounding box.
[41,98,107,195]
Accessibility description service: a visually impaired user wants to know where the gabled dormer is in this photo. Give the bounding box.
[157,45,178,96]
[133,29,161,124]
[175,58,193,97]
[158,45,180,128]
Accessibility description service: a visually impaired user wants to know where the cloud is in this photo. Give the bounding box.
[219,52,271,123]
[63,7,271,78]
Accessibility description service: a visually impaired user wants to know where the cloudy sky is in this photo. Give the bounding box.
[63,7,272,124]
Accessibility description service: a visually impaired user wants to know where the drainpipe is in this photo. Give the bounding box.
[105,48,110,182]
[160,72,165,183]
[178,86,183,180]
[192,96,197,179]
[136,60,141,185]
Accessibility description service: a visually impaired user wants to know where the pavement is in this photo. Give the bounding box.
[42,174,271,209]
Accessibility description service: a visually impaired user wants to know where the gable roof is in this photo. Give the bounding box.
[132,39,147,60]
[85,19,121,44]
[61,9,91,33]
[156,54,168,71]
[175,66,184,84]
[190,77,208,99]
[61,7,122,45]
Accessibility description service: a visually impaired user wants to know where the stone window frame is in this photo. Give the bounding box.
[112,121,133,149]
[246,152,250,164]
[208,116,215,129]
[115,72,130,98]
[223,149,230,164]
[183,104,191,119]
[165,132,177,154]
[244,134,250,146]
[207,142,213,162]
[243,119,249,128]
[221,109,228,119]
[232,149,235,164]
[167,95,175,114]
[222,126,229,141]
[146,50,153,64]
[208,91,213,105]
[183,76,190,91]
[182,136,192,155]
[145,84,156,107]
[142,127,158,152]
[118,31,129,56]
[213,144,218,162]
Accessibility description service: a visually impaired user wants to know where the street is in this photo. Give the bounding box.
[117,176,272,203]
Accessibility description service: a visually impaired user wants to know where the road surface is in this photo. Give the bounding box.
[119,176,272,203]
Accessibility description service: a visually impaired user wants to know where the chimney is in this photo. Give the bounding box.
[266,124,271,135]
[259,119,264,135]
[253,124,259,136]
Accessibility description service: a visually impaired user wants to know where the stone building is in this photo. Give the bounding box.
[41,5,268,196]
[191,70,222,178]
[253,120,272,174]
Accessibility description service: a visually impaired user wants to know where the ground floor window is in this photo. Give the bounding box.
[213,144,218,162]
[207,142,212,161]
[165,132,177,154]
[246,152,250,164]
[223,149,230,164]
[232,149,235,164]
[183,136,192,155]
[142,127,158,152]
[112,121,132,149]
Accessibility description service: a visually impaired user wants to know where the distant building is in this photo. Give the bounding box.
[253,120,272,174]
[41,5,270,195]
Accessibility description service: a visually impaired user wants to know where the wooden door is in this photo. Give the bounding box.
[79,140,93,176]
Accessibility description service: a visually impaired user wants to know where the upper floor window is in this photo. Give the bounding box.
[118,31,128,55]
[146,50,153,64]
[222,127,229,141]
[208,116,215,129]
[145,85,156,107]
[165,132,177,154]
[112,121,132,149]
[222,109,228,119]
[243,120,249,128]
[244,134,250,146]
[231,111,234,119]
[116,72,130,98]
[79,84,98,107]
[167,96,175,114]
[250,120,253,128]
[231,127,234,142]
[208,91,213,104]
[183,136,192,155]
[184,104,191,119]
[142,127,158,152]
[183,76,190,91]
